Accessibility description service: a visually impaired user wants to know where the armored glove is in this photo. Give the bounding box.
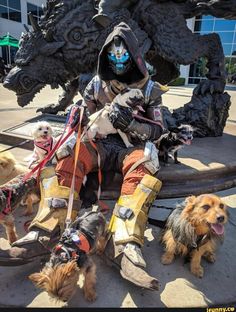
[108,103,134,132]
[68,100,89,130]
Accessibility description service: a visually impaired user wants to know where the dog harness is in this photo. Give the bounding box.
[0,188,12,219]
[34,137,53,155]
[190,233,211,251]
[52,228,93,267]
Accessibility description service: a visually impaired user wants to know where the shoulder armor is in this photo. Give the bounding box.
[149,81,169,103]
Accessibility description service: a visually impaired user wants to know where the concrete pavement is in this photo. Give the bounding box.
[0,188,235,308]
[0,84,236,308]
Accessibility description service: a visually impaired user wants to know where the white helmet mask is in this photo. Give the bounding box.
[107,36,132,75]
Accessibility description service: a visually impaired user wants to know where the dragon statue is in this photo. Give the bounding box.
[3,0,236,137]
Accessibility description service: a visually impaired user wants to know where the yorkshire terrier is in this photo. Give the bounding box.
[29,210,107,303]
[161,194,228,278]
[158,124,194,165]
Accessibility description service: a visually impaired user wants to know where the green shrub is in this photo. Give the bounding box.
[169,77,185,86]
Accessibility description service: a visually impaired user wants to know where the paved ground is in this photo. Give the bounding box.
[0,84,236,308]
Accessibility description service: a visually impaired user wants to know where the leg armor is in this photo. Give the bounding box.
[102,148,162,289]
[29,166,80,234]
[108,174,162,246]
[0,167,80,266]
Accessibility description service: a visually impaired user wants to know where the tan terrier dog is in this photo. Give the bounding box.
[161,194,228,278]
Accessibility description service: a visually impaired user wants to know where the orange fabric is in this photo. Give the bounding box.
[56,143,95,194]
[121,149,149,196]
[75,232,91,253]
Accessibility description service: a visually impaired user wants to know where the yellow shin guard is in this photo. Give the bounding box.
[108,174,162,246]
[29,167,79,233]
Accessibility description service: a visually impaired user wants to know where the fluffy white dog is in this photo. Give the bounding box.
[84,88,145,148]
[26,121,57,168]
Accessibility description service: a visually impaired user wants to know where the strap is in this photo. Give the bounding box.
[132,113,163,128]
[0,189,12,220]
[93,75,101,102]
[80,106,110,203]
[87,135,102,201]
[144,80,155,105]
[0,139,31,154]
[124,156,149,179]
[66,106,85,229]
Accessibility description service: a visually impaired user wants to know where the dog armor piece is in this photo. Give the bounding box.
[0,167,80,266]
[107,174,162,268]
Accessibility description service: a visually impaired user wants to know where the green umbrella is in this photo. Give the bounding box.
[0,33,19,65]
[0,34,19,48]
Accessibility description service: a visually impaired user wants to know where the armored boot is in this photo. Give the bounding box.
[0,167,80,266]
[104,174,162,290]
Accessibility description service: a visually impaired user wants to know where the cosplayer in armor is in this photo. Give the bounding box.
[0,23,167,288]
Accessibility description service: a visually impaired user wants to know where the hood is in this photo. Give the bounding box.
[97,22,149,84]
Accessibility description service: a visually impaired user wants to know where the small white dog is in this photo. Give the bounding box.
[84,88,145,147]
[26,121,57,168]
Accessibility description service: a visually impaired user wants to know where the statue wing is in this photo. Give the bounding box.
[182,0,236,19]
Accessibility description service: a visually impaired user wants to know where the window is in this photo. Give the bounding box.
[194,20,214,32]
[188,16,236,85]
[27,2,43,24]
[0,0,21,22]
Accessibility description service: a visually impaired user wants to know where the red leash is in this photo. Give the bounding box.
[0,189,12,220]
[23,127,75,183]
[132,113,163,128]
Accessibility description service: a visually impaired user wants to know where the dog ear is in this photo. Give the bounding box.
[29,272,49,289]
[168,126,180,133]
[183,195,196,213]
[191,126,198,133]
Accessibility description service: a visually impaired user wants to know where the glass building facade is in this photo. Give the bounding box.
[188,16,236,85]
[0,0,22,22]
[0,1,44,66]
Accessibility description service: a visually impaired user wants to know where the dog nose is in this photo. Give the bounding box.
[217,216,225,223]
[44,130,48,134]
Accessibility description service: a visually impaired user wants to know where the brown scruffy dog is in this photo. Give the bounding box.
[0,150,27,185]
[0,150,39,243]
[29,210,107,303]
[161,194,228,278]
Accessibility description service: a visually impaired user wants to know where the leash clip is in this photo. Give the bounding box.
[65,219,72,230]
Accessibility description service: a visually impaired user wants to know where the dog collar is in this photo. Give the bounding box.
[191,233,210,250]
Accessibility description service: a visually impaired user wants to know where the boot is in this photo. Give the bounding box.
[0,167,80,266]
[103,174,162,290]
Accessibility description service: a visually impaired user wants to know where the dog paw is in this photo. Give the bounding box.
[84,291,97,302]
[191,266,204,278]
[204,252,216,263]
[161,253,174,265]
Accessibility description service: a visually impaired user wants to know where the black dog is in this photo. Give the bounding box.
[158,124,194,165]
